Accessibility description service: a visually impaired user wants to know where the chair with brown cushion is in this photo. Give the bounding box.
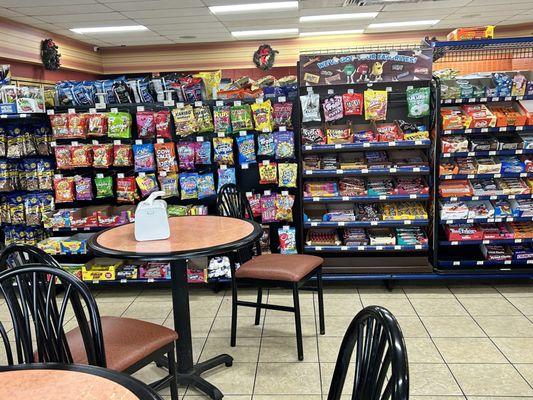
[0,247,179,400]
[217,184,325,361]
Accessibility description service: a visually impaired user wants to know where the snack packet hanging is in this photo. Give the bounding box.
[278,226,297,254]
[257,133,275,156]
[107,112,132,138]
[154,142,177,172]
[406,87,430,118]
[278,163,298,187]
[155,110,172,138]
[213,105,231,134]
[260,195,277,223]
[364,89,388,121]
[70,145,92,167]
[136,111,156,138]
[92,144,113,168]
[236,134,256,164]
[172,105,197,136]
[322,95,344,122]
[87,113,107,136]
[230,104,253,131]
[177,142,196,170]
[197,173,216,199]
[54,146,72,170]
[342,92,363,116]
[246,192,262,217]
[300,93,321,122]
[158,173,179,198]
[67,113,87,138]
[53,176,75,203]
[74,176,93,201]
[251,100,273,132]
[49,114,69,138]
[95,176,113,198]
[274,131,295,159]
[136,173,159,198]
[213,137,234,165]
[275,194,294,221]
[259,161,278,184]
[217,167,236,191]
[195,140,211,165]
[113,144,133,166]
[133,143,156,172]
[116,176,137,203]
[179,172,199,199]
[194,70,221,100]
[193,105,214,133]
[272,102,293,129]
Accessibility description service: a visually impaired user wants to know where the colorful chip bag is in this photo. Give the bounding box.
[213,137,234,165]
[133,143,156,172]
[364,89,388,121]
[155,110,172,138]
[53,176,75,203]
[92,144,113,168]
[70,145,92,167]
[246,192,262,217]
[406,87,430,118]
[272,102,293,129]
[217,167,236,191]
[67,113,87,138]
[116,176,137,203]
[136,111,156,138]
[87,113,107,136]
[136,173,159,198]
[278,226,297,254]
[158,173,179,198]
[172,105,197,136]
[257,133,275,156]
[260,195,277,223]
[179,172,199,199]
[213,105,231,134]
[113,144,133,167]
[177,142,196,171]
[195,140,211,165]
[236,134,256,164]
[49,114,68,138]
[54,145,71,170]
[230,104,253,131]
[95,176,113,198]
[342,92,363,116]
[275,194,294,222]
[193,105,214,133]
[251,100,273,132]
[74,176,93,201]
[197,172,216,199]
[278,163,298,187]
[274,131,295,159]
[259,161,277,184]
[107,112,132,138]
[154,142,177,172]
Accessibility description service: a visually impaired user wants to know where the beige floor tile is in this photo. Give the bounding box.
[262,314,317,337]
[218,298,265,318]
[317,335,344,363]
[507,296,533,315]
[433,337,507,364]
[492,337,533,363]
[164,317,214,338]
[318,296,363,316]
[320,362,354,396]
[411,298,467,317]
[132,363,175,396]
[185,363,256,396]
[123,301,172,319]
[361,297,416,316]
[410,397,465,400]
[183,397,250,400]
[95,289,141,303]
[254,362,321,395]
[394,315,429,338]
[410,364,463,396]
[459,297,521,316]
[137,288,173,301]
[266,289,314,300]
[404,337,444,364]
[467,397,533,400]
[255,396,320,400]
[266,295,316,316]
[321,286,358,298]
[209,316,263,338]
[516,363,533,386]
[474,315,533,337]
[494,284,533,298]
[449,285,501,298]
[199,337,260,363]
[259,336,318,362]
[403,285,454,299]
[421,316,486,338]
[449,363,533,396]
[95,301,132,317]
[357,285,407,299]
[317,315,352,337]
[188,298,223,318]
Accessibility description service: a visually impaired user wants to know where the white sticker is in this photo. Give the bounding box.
[379,195,386,200]
[263,160,270,166]
[415,245,422,250]
[465,129,472,134]
[347,89,354,94]
[1,114,8,119]
[489,151,496,155]
[312,196,320,202]
[467,219,474,224]
[494,174,501,178]
[264,190,271,196]
[68,108,75,114]
[113,140,121,145]
[477,260,484,265]
[135,139,142,144]
[262,127,270,133]
[394,245,401,250]
[505,96,512,101]
[410,194,417,199]
[71,141,79,146]
[500,126,508,132]
[469,98,476,103]
[281,190,289,196]
[342,196,350,201]
[386,86,392,92]
[334,144,342,149]
[517,149,523,154]
[239,131,247,137]
[390,168,397,173]
[468,152,475,157]
[338,222,345,227]
[483,240,490,244]
[163,99,175,107]
[96,173,104,178]
[363,142,370,148]
[95,102,106,109]
[137,106,145,112]
[88,108,97,114]
[156,138,164,143]
[520,172,527,177]
[256,98,264,104]
[376,246,384,250]
[46,109,55,115]
[467,174,475,179]
[371,221,378,226]
[453,261,460,266]
[444,130,452,135]
[120,279,127,283]
[160,171,167,176]
[480,97,487,102]
[110,107,118,113]
[50,141,57,147]
[415,140,423,145]
[490,196,497,200]
[327,89,334,95]
[220,164,228,170]
[278,96,286,103]
[92,140,99,145]
[195,101,203,107]
[54,174,62,179]
[279,126,287,132]
[509,195,516,199]
[404,220,412,225]
[451,241,459,245]
[305,145,312,150]
[481,128,488,133]
[516,126,524,131]
[516,238,522,243]
[217,132,225,138]
[357,246,365,251]
[196,136,204,142]
[413,167,421,172]
[311,222,318,227]
[472,196,479,200]
[147,278,155,283]
[234,100,242,106]
[215,100,224,107]
[305,170,312,175]
[241,163,249,169]
[362,169,369,174]
[176,102,184,109]
[444,153,451,158]
[92,280,99,284]
[388,142,397,147]
[19,113,27,118]
[117,173,125,178]
[341,246,348,251]
[336,169,344,174]
[138,172,146,177]
[315,246,323,251]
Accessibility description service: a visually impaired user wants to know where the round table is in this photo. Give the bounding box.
[0,363,162,400]
[88,215,263,400]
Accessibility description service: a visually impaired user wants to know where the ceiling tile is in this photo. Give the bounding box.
[216,9,299,21]
[0,0,96,5]
[382,0,470,11]
[37,12,129,23]
[121,8,211,19]
[105,0,200,11]
[10,4,112,15]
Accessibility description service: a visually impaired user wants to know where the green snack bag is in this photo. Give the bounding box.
[230,104,254,131]
[406,87,430,118]
[95,176,113,198]
[107,112,132,138]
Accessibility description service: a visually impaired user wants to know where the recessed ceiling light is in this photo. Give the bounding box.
[231,28,298,38]
[300,12,378,22]
[179,35,196,39]
[300,29,364,37]
[70,25,148,34]
[367,20,440,29]
[209,1,298,14]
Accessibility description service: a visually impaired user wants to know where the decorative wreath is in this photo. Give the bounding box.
[253,44,278,71]
[41,38,61,70]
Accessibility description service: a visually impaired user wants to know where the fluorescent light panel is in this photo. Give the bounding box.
[367,19,440,28]
[209,1,298,14]
[300,12,378,22]
[231,28,298,37]
[70,25,148,34]
[300,29,364,37]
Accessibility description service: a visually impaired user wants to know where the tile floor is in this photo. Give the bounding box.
[2,281,533,399]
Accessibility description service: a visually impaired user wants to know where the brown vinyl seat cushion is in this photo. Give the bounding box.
[235,254,323,282]
[66,316,178,372]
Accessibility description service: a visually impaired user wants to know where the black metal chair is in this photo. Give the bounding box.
[217,183,325,361]
[0,244,62,270]
[327,306,409,400]
[0,263,179,400]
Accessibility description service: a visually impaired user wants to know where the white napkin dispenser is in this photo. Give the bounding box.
[134,191,170,241]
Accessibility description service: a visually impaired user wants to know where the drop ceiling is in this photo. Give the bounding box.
[0,0,531,47]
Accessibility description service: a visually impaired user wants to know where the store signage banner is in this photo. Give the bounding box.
[299,49,433,86]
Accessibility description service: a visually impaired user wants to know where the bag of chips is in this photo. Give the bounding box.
[364,89,388,121]
[197,173,216,199]
[180,172,199,199]
[155,110,172,138]
[177,142,196,171]
[158,173,179,198]
[342,92,363,116]
[54,145,72,170]
[53,176,75,203]
[154,142,177,172]
[213,137,234,165]
[92,144,113,168]
[323,95,344,122]
[260,195,277,223]
[257,133,275,156]
[67,113,87,138]
[116,176,137,203]
[108,112,132,138]
[74,176,93,201]
[217,167,236,191]
[236,134,256,164]
[259,161,277,184]
[113,144,133,166]
[195,140,211,165]
[87,113,107,136]
[275,194,294,221]
[95,176,113,198]
[272,102,293,129]
[274,131,295,159]
[213,105,231,133]
[136,111,156,138]
[246,192,262,217]
[300,93,321,122]
[49,114,68,138]
[133,143,156,172]
[279,226,297,254]
[251,100,273,132]
[193,105,214,133]
[406,87,430,118]
[278,163,298,187]
[136,173,159,198]
[70,145,92,167]
[172,105,197,136]
[230,104,253,131]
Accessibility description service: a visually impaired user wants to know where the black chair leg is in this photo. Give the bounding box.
[255,288,263,326]
[317,267,325,335]
[292,283,304,361]
[167,348,179,400]
[230,271,238,348]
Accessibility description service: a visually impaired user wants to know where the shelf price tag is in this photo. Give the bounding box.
[516,126,524,131]
[376,246,384,250]
[371,221,378,226]
[278,96,286,103]
[312,196,320,202]
[120,279,127,283]
[404,220,412,225]
[363,142,370,148]
[147,278,155,283]
[453,261,460,266]
[394,245,401,250]
[467,174,475,179]
[451,241,459,245]
[413,167,421,172]
[137,106,145,112]
[481,128,488,133]
[338,222,345,227]
[196,136,204,142]
[379,195,386,200]
[516,238,522,243]
[340,246,348,251]
[68,108,76,114]
[311,222,318,227]
[334,144,342,149]
[357,246,365,251]
[342,196,350,201]
[476,261,484,265]
[305,145,312,150]
[110,107,118,113]
[464,129,472,134]
[390,168,397,173]
[415,140,423,145]
[336,169,344,174]
[409,194,417,199]
[361,169,369,174]
[388,142,396,147]
[241,163,249,169]
[195,101,203,107]
[315,246,323,251]
[46,109,54,115]
[468,152,475,157]
[500,126,508,132]
[480,97,487,102]
[234,100,242,106]
[163,99,175,106]
[415,245,422,249]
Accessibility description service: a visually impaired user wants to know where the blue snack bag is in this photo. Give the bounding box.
[236,134,256,164]
[274,131,295,159]
[257,133,275,156]
[195,141,212,165]
[197,173,216,199]
[179,172,199,200]
[217,167,236,191]
[133,143,156,172]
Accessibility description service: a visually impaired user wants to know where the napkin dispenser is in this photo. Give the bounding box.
[134,191,170,241]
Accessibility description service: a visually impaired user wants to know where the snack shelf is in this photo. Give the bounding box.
[304,219,429,228]
[305,244,428,252]
[0,113,45,120]
[441,149,533,158]
[441,94,533,105]
[301,140,431,153]
[438,259,533,267]
[47,226,112,233]
[85,278,171,285]
[304,166,430,177]
[302,194,430,203]
[439,238,533,246]
[440,216,533,225]
[432,37,533,52]
[440,172,533,180]
[440,194,533,202]
[442,125,532,135]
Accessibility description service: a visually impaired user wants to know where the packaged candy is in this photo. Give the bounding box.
[213,137,234,165]
[197,173,216,199]
[279,226,297,254]
[180,76,203,102]
[87,113,107,136]
[217,167,236,191]
[95,176,113,198]
[155,110,172,138]
[154,142,177,172]
[323,95,344,122]
[251,100,273,132]
[195,141,211,165]
[236,134,256,164]
[113,144,133,167]
[74,176,93,201]
[300,93,321,122]
[136,111,156,138]
[92,144,113,168]
[246,192,262,217]
[230,104,253,131]
[177,142,196,171]
[136,173,159,198]
[107,112,132,138]
[180,172,199,199]
[49,114,69,138]
[259,161,278,184]
[272,102,293,129]
[172,105,197,136]
[133,143,156,172]
[342,92,363,116]
[193,105,214,133]
[116,176,137,203]
[364,89,388,121]
[260,195,277,223]
[70,145,92,167]
[301,128,326,145]
[158,173,179,198]
[213,105,232,134]
[274,131,295,159]
[67,113,87,138]
[54,145,72,170]
[257,133,275,156]
[194,70,221,100]
[406,87,430,118]
[278,163,298,187]
[53,176,75,203]
[275,194,294,221]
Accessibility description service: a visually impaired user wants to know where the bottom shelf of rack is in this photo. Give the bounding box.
[305,244,428,252]
[438,259,533,268]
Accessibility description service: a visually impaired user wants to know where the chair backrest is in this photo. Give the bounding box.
[0,244,62,271]
[0,264,106,367]
[327,306,409,400]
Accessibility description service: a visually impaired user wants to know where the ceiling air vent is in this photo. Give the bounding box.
[344,0,442,6]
